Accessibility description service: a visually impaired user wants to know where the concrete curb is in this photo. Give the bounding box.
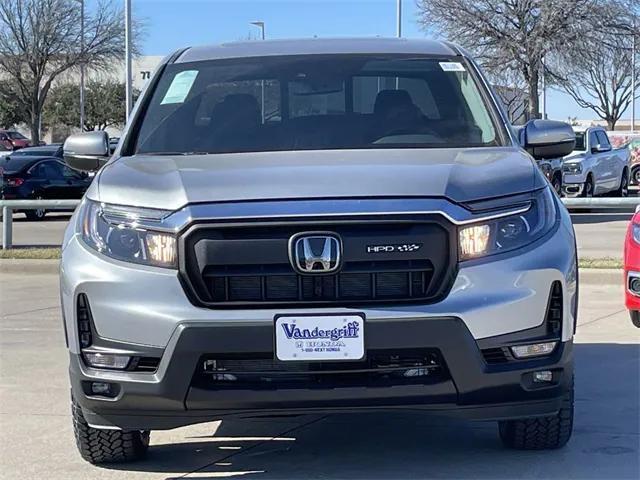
[0,258,59,275]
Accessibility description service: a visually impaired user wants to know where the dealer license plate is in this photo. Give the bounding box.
[274,314,365,361]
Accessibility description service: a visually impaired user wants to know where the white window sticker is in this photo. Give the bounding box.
[161,70,199,105]
[439,62,466,72]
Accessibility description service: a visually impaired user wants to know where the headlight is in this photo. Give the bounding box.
[632,224,640,245]
[563,163,582,174]
[459,188,557,260]
[80,200,177,268]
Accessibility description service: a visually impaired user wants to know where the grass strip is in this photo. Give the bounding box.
[0,247,61,259]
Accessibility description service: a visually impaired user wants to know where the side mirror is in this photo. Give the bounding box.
[523,119,576,160]
[63,131,110,172]
[591,144,611,154]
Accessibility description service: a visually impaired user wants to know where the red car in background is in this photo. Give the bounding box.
[624,209,640,327]
[0,130,31,150]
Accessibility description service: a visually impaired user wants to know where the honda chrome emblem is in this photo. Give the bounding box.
[290,233,342,274]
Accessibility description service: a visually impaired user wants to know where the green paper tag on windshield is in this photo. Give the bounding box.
[161,70,199,105]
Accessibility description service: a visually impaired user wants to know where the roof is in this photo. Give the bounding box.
[0,156,42,173]
[10,144,61,154]
[572,126,604,133]
[175,37,459,64]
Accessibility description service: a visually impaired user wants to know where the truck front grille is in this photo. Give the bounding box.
[206,261,433,303]
[179,218,456,308]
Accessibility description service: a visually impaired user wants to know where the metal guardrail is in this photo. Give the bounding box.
[562,197,640,209]
[1,197,639,250]
[1,199,81,249]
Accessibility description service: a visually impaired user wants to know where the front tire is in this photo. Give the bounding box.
[498,379,574,450]
[582,176,594,198]
[615,170,629,197]
[551,174,562,196]
[631,311,640,328]
[72,396,150,464]
[24,194,46,221]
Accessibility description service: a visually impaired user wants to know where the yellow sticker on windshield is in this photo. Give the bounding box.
[161,70,199,105]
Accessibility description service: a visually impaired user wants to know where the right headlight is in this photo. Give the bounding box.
[563,163,582,174]
[80,200,177,268]
[459,187,557,260]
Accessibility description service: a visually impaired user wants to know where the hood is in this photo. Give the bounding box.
[564,150,587,162]
[93,147,540,211]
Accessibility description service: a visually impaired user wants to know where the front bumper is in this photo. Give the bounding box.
[70,318,573,430]
[61,202,578,430]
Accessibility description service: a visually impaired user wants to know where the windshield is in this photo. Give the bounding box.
[573,132,586,151]
[7,131,27,140]
[135,54,502,155]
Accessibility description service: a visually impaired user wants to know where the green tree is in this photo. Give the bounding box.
[45,80,139,131]
[0,80,28,128]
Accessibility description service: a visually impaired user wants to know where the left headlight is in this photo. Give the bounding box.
[563,163,582,174]
[459,187,557,260]
[632,223,640,245]
[80,200,177,268]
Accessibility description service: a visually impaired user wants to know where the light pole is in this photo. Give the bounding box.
[125,0,133,122]
[79,0,85,131]
[632,17,637,133]
[541,57,547,120]
[396,0,402,89]
[250,21,266,123]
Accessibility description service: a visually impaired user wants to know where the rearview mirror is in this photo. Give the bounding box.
[522,119,575,160]
[63,131,110,172]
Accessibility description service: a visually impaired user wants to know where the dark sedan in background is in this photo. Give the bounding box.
[0,153,90,220]
[7,144,63,159]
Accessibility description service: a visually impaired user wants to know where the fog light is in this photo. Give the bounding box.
[511,341,557,359]
[403,367,430,377]
[533,370,553,383]
[212,373,237,382]
[629,276,640,295]
[91,382,112,395]
[84,352,130,370]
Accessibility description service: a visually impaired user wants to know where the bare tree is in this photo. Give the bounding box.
[487,67,528,124]
[0,0,129,143]
[416,0,600,120]
[551,3,639,130]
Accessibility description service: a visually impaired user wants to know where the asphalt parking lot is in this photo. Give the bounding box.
[0,268,638,479]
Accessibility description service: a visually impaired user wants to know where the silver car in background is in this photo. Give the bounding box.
[60,38,578,466]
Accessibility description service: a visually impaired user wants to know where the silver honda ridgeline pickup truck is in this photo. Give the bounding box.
[60,38,578,464]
